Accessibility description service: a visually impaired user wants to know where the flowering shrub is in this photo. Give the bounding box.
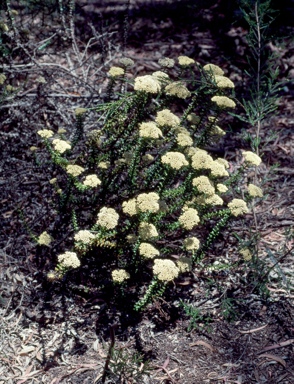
[36,57,263,311]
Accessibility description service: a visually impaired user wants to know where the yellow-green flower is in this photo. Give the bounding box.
[83,174,101,187]
[213,75,235,88]
[152,71,170,82]
[247,184,263,197]
[158,57,175,68]
[239,248,252,261]
[37,129,54,139]
[66,165,85,177]
[165,82,191,99]
[191,150,214,170]
[112,269,130,283]
[74,230,95,244]
[183,237,200,251]
[58,251,80,269]
[192,176,215,196]
[38,231,52,246]
[176,133,193,147]
[203,63,224,76]
[136,192,160,213]
[153,259,179,281]
[228,199,249,217]
[108,66,125,77]
[119,57,134,67]
[139,122,163,139]
[179,207,200,230]
[155,109,180,127]
[211,96,236,109]
[209,161,229,177]
[139,243,160,258]
[178,56,195,66]
[242,151,262,167]
[139,222,158,240]
[52,139,71,153]
[75,108,87,116]
[96,207,119,229]
[204,194,224,206]
[216,183,228,193]
[161,151,189,170]
[134,75,161,94]
[98,161,110,169]
[122,198,137,216]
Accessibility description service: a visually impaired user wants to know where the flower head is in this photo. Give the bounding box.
[242,151,262,167]
[165,82,191,99]
[108,66,125,77]
[152,71,170,82]
[66,165,85,177]
[139,122,163,139]
[136,192,160,213]
[176,133,193,147]
[112,269,130,283]
[52,139,71,153]
[213,75,234,88]
[211,96,236,109]
[153,259,179,281]
[191,150,214,170]
[75,108,87,116]
[139,243,160,258]
[142,154,154,163]
[96,207,119,229]
[83,174,101,187]
[247,184,263,197]
[98,161,110,169]
[37,129,54,139]
[239,248,252,261]
[119,57,134,67]
[158,57,175,68]
[161,152,189,170]
[183,237,200,251]
[134,75,161,94]
[217,183,228,193]
[139,222,158,240]
[209,161,229,177]
[203,63,224,76]
[58,251,80,269]
[122,198,137,216]
[38,231,52,246]
[74,230,95,244]
[179,208,200,230]
[192,176,215,196]
[178,56,195,66]
[228,199,249,217]
[204,194,224,206]
[187,113,200,125]
[155,109,180,127]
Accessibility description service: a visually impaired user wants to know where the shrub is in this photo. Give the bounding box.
[36,56,263,311]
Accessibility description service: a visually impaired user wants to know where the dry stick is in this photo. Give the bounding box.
[100,324,116,383]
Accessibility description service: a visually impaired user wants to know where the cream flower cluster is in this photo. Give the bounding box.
[139,243,160,258]
[228,199,249,217]
[247,184,263,197]
[158,57,175,68]
[38,231,52,246]
[74,230,95,244]
[192,176,215,196]
[204,194,224,206]
[176,257,192,273]
[119,57,134,67]
[179,207,200,230]
[242,151,262,167]
[183,236,200,251]
[153,259,179,281]
[134,75,161,94]
[37,129,54,139]
[155,109,180,127]
[83,174,101,187]
[210,161,229,177]
[66,164,85,177]
[52,139,71,153]
[112,269,130,283]
[211,96,236,109]
[178,56,195,66]
[152,71,170,82]
[161,151,189,170]
[96,207,119,229]
[239,248,252,261]
[203,63,224,76]
[139,222,158,240]
[176,132,193,147]
[191,150,214,170]
[108,66,125,77]
[213,75,234,89]
[165,82,191,99]
[217,183,228,193]
[122,192,160,215]
[58,251,81,269]
[139,122,163,139]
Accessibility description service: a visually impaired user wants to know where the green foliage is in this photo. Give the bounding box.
[179,300,212,332]
[35,57,263,311]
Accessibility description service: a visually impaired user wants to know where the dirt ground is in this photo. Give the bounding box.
[0,1,293,383]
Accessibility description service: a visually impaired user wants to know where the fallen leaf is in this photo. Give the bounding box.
[189,340,215,352]
[238,324,268,334]
[18,346,35,355]
[259,339,294,353]
[258,353,286,368]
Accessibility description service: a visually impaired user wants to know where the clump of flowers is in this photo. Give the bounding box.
[36,55,260,312]
[38,231,52,246]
